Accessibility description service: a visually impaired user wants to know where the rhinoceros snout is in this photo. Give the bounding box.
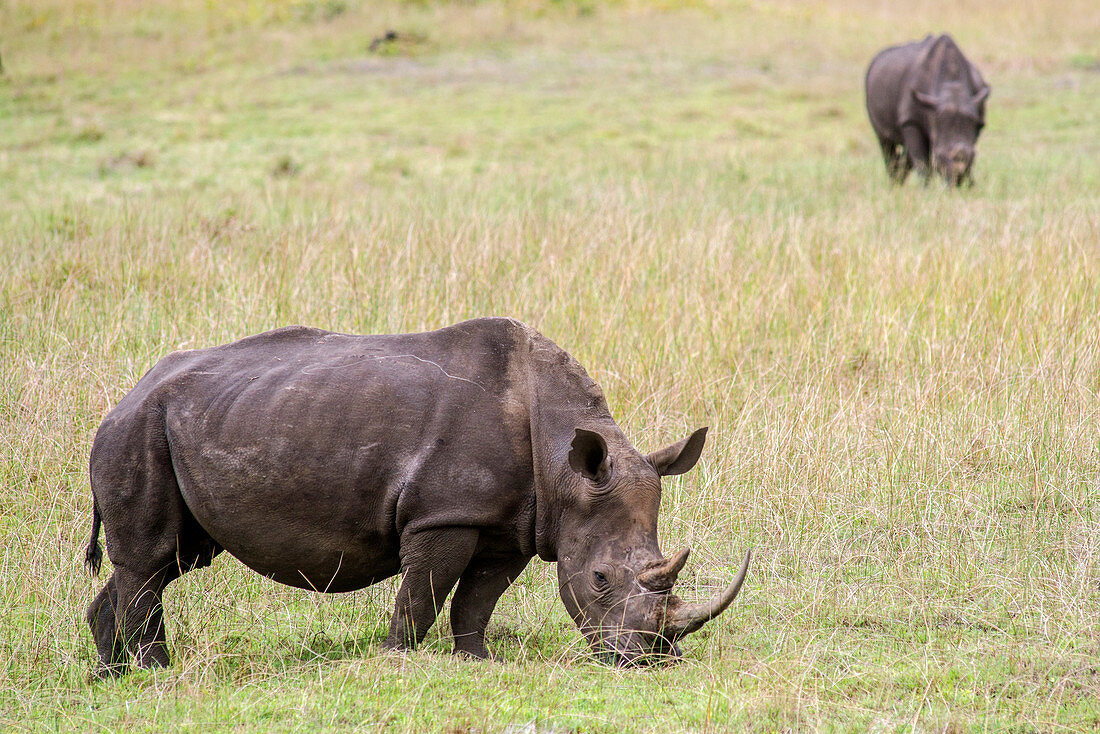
[940,147,974,185]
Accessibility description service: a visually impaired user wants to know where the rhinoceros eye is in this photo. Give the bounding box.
[592,570,609,589]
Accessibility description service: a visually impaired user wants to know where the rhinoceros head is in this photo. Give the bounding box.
[552,426,750,665]
[913,81,990,186]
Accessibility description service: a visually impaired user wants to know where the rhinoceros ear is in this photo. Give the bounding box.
[912,89,938,109]
[569,428,611,484]
[972,85,990,105]
[647,427,707,477]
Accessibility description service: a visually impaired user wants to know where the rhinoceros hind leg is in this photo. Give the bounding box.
[450,553,530,659]
[89,412,223,676]
[87,575,125,678]
[110,565,176,671]
[95,537,222,676]
[385,527,480,651]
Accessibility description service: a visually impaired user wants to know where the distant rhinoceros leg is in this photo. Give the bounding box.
[385,527,480,651]
[450,553,530,659]
[879,137,911,184]
[901,125,931,181]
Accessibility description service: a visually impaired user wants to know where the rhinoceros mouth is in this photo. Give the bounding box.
[589,631,683,667]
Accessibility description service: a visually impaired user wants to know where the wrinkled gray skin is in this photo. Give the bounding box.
[865,34,990,186]
[84,318,750,677]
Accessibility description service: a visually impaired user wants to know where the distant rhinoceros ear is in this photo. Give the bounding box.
[647,427,708,477]
[912,89,938,108]
[569,428,611,484]
[972,85,990,105]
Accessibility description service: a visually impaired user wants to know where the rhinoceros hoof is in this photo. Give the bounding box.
[452,645,494,661]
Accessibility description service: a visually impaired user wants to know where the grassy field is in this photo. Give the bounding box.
[2,0,1100,730]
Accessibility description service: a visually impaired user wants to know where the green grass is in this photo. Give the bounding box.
[2,0,1100,730]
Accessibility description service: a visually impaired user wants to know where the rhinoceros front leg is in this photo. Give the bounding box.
[450,553,530,659]
[878,137,911,184]
[901,125,931,180]
[385,527,479,651]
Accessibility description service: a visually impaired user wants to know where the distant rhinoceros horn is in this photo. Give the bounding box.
[662,549,752,641]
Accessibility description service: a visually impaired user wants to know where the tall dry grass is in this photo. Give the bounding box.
[1,0,1099,730]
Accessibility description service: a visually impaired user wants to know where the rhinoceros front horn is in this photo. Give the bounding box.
[663,549,752,641]
[637,547,691,591]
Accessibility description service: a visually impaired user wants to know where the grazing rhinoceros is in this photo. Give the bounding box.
[865,34,990,186]
[84,318,750,676]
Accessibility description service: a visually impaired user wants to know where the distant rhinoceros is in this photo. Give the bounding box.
[865,34,990,186]
[84,318,750,676]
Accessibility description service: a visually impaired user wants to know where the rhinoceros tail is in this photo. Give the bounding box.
[84,498,103,575]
